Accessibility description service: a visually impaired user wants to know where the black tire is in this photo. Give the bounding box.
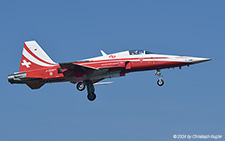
[87,93,96,101]
[76,82,85,91]
[157,79,164,86]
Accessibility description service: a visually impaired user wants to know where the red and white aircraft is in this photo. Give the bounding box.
[8,41,211,101]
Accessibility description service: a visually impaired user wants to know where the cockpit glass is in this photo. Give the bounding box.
[129,50,152,55]
[129,50,144,55]
[145,51,153,54]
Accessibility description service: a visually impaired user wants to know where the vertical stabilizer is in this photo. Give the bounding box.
[19,41,56,72]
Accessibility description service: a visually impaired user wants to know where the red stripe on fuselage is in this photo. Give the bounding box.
[75,57,172,68]
[126,61,190,73]
[75,57,188,70]
[78,57,169,64]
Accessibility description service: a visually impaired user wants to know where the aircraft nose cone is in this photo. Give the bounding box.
[188,57,212,64]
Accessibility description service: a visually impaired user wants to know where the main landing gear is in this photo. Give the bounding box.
[76,80,96,101]
[77,82,85,91]
[155,70,164,86]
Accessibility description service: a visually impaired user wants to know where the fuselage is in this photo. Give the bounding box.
[8,41,212,101]
[8,49,211,88]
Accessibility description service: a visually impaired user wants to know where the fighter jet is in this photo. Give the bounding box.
[8,41,212,101]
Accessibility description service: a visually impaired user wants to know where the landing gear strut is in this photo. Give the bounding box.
[155,70,164,86]
[85,80,96,101]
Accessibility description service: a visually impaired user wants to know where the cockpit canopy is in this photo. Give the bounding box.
[129,50,152,55]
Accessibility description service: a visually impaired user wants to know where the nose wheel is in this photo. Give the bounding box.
[155,70,164,86]
[157,79,164,86]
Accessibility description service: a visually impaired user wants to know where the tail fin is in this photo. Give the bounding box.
[19,41,57,72]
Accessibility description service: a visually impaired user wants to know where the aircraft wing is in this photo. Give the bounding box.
[60,62,125,69]
[59,62,99,70]
[59,62,126,77]
[59,62,96,77]
[92,78,104,84]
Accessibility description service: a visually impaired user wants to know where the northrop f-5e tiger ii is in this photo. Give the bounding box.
[8,41,212,101]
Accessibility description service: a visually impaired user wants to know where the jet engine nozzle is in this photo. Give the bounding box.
[8,72,26,84]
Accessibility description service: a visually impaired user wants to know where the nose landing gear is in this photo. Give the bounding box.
[157,79,164,86]
[155,70,164,86]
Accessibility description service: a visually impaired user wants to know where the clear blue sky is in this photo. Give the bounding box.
[1,0,224,140]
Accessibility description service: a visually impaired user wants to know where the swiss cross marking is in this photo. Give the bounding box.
[22,60,31,68]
